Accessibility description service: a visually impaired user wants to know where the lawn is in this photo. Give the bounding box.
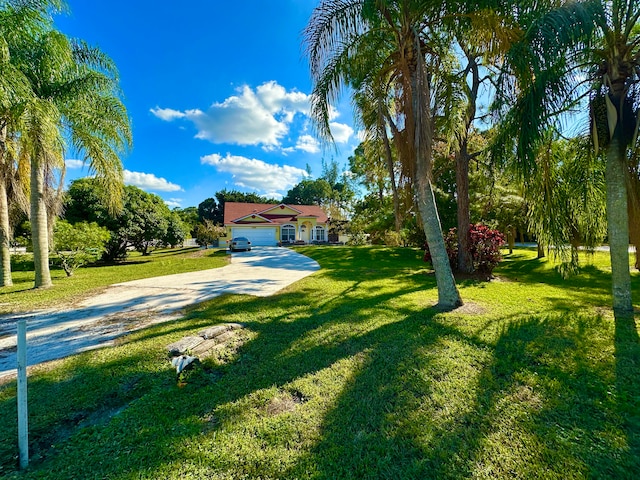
[0,246,638,479]
[0,247,229,314]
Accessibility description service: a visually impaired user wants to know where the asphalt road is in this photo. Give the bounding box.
[0,247,319,379]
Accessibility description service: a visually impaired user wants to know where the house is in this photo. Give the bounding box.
[223,202,329,246]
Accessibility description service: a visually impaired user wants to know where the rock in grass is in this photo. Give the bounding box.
[171,355,198,374]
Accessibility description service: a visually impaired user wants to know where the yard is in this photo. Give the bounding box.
[0,246,638,479]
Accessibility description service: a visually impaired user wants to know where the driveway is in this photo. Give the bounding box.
[0,247,319,379]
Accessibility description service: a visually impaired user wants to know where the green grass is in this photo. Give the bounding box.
[0,247,229,314]
[0,246,638,479]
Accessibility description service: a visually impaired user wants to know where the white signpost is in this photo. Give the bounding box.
[17,319,28,469]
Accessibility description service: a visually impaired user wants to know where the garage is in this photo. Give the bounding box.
[231,227,277,246]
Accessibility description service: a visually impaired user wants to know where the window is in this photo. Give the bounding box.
[281,225,295,242]
[314,226,325,242]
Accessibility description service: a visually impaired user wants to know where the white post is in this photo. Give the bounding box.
[17,319,28,469]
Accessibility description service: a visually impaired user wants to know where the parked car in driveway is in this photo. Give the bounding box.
[229,237,251,252]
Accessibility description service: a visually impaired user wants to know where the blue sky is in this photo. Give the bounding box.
[55,1,359,209]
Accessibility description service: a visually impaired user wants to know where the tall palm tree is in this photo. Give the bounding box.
[0,0,66,286]
[305,0,463,308]
[13,28,131,288]
[495,0,638,317]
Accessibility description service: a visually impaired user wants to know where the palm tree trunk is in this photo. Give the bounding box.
[0,125,13,286]
[30,156,52,288]
[605,136,632,316]
[415,174,463,308]
[410,38,462,309]
[0,179,12,287]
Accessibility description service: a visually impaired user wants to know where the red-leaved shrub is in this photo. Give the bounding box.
[423,224,505,274]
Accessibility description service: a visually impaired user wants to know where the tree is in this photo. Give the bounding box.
[283,179,332,206]
[53,220,109,276]
[305,0,462,308]
[164,213,187,248]
[524,134,607,273]
[114,186,170,257]
[12,24,130,288]
[193,219,226,248]
[197,197,219,222]
[0,0,63,286]
[65,180,174,260]
[495,0,639,316]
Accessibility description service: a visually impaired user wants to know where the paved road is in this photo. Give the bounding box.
[0,247,319,379]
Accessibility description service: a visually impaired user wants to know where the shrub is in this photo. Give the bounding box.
[423,224,505,275]
[383,230,403,247]
[347,231,368,246]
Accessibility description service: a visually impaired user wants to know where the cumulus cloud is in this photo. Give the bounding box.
[124,170,182,192]
[65,159,85,169]
[164,198,182,208]
[152,81,311,148]
[330,122,354,143]
[201,153,307,195]
[294,134,320,153]
[149,107,186,121]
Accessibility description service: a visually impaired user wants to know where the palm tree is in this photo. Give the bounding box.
[495,0,639,317]
[13,28,131,288]
[305,0,462,308]
[0,0,62,286]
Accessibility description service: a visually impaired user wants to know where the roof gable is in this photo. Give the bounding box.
[224,202,329,225]
[260,204,301,216]
[232,213,272,224]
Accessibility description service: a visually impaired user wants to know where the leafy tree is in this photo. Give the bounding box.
[193,219,226,248]
[164,213,187,248]
[197,197,218,222]
[116,187,170,256]
[282,179,332,206]
[173,206,197,237]
[65,180,175,260]
[53,220,109,276]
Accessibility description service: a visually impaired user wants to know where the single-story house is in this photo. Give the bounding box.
[223,202,329,246]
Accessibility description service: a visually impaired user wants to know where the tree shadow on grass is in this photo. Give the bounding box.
[0,271,432,478]
[285,312,639,479]
[1,248,637,478]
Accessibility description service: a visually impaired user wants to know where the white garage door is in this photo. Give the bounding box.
[231,227,277,246]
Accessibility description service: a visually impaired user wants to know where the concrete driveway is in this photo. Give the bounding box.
[0,247,319,379]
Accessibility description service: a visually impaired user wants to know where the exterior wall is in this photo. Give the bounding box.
[225,220,328,243]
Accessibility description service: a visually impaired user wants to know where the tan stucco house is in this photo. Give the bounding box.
[223,202,329,246]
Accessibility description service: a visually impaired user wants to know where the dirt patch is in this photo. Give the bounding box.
[266,389,309,416]
[449,301,488,315]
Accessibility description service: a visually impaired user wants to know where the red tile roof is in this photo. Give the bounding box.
[224,202,329,225]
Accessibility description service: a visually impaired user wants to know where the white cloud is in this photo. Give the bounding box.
[164,198,182,208]
[330,122,354,143]
[201,153,308,195]
[65,159,85,169]
[149,107,186,121]
[124,170,182,192]
[152,81,312,148]
[295,134,320,153]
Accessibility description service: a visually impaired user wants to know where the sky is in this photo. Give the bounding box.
[55,0,360,209]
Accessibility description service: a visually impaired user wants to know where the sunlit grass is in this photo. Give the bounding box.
[0,246,638,479]
[0,247,229,313]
